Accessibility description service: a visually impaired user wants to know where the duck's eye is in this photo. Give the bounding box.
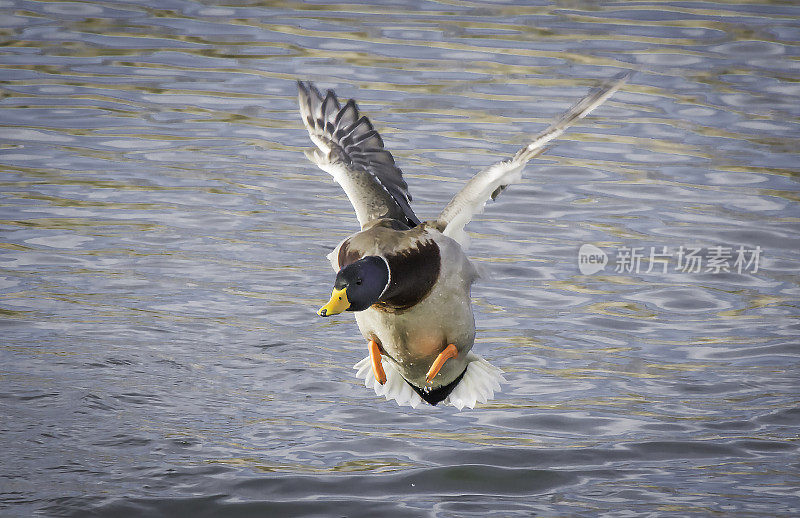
[355,278,362,285]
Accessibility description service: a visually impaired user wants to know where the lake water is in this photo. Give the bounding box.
[1,1,799,516]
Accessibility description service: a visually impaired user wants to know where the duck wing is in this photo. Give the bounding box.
[298,81,421,228]
[436,73,629,247]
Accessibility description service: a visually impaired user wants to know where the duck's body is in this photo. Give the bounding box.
[298,75,627,408]
[331,220,477,393]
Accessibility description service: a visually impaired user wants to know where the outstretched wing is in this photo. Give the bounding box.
[297,81,420,228]
[436,73,629,247]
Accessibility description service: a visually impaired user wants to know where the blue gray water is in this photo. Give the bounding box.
[1,1,799,516]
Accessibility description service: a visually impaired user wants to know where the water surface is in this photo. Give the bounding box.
[1,1,799,516]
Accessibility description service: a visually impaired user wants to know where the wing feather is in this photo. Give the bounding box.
[437,73,629,247]
[297,81,420,228]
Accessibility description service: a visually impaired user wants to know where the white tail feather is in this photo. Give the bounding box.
[353,352,506,410]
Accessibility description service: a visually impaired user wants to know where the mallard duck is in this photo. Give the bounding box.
[298,75,627,409]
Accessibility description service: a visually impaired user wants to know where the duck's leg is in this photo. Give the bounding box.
[426,343,458,383]
[368,339,387,385]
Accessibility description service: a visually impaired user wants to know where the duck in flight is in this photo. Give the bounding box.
[298,75,627,409]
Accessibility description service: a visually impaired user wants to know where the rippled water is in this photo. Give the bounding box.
[1,1,799,516]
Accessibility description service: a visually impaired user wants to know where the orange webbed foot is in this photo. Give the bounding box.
[426,343,458,383]
[369,339,386,385]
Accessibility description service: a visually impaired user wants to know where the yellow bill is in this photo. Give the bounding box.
[318,287,350,317]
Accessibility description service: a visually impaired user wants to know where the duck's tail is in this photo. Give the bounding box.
[434,73,629,248]
[354,352,506,410]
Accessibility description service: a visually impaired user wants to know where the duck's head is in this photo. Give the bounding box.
[318,256,389,316]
